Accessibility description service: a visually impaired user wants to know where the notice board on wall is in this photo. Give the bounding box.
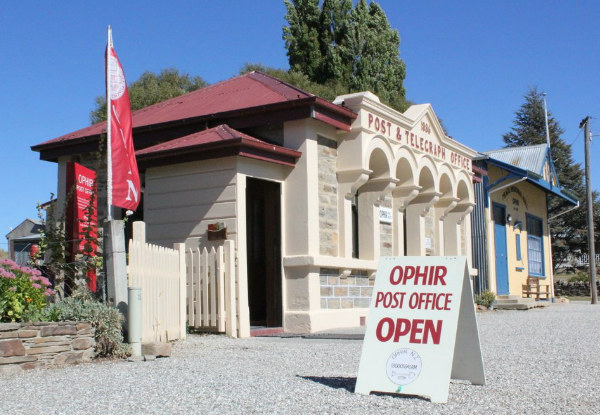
[355,256,485,403]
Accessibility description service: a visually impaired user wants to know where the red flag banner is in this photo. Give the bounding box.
[65,162,98,292]
[107,43,140,210]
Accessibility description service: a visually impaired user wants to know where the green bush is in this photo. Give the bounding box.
[475,290,496,308]
[0,259,54,322]
[568,272,589,283]
[44,290,130,358]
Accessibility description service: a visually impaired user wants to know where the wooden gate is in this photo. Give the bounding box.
[186,241,248,338]
[128,222,186,343]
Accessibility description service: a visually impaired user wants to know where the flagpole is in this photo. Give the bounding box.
[106,25,113,221]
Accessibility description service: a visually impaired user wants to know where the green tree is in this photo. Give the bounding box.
[283,0,408,112]
[502,88,598,270]
[239,63,348,101]
[90,68,207,124]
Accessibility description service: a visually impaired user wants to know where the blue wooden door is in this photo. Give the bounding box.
[493,204,509,295]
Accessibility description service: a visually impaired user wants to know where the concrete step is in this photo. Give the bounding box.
[494,296,550,310]
[250,327,285,337]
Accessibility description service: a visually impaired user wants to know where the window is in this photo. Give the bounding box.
[526,215,544,276]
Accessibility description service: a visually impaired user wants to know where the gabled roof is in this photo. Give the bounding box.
[32,72,356,159]
[482,144,578,206]
[136,124,301,168]
[484,144,548,175]
[6,218,44,239]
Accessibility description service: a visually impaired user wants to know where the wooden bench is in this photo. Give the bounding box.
[522,278,551,300]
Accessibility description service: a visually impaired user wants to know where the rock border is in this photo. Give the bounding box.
[0,321,95,374]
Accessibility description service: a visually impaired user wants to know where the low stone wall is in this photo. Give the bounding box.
[0,321,95,374]
[320,268,374,309]
[554,280,600,297]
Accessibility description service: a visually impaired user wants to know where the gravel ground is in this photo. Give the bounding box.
[1,303,599,415]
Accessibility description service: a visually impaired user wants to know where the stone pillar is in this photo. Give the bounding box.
[337,170,370,258]
[435,197,459,255]
[444,203,475,256]
[392,185,420,256]
[405,191,441,256]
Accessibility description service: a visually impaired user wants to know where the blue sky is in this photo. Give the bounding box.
[2,0,600,249]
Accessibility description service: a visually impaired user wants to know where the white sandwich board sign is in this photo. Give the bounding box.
[355,256,485,403]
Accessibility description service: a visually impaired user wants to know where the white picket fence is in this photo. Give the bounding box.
[127,221,248,342]
[186,241,248,338]
[128,223,186,343]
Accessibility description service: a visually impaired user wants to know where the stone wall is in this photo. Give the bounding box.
[320,268,374,309]
[0,321,95,374]
[554,280,600,297]
[318,136,339,256]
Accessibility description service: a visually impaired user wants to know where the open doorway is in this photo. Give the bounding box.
[245,178,282,327]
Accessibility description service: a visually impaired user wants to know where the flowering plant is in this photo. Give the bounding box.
[0,259,54,322]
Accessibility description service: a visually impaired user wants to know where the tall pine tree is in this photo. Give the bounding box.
[502,88,596,271]
[283,0,408,111]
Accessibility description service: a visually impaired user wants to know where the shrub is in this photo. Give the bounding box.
[0,259,54,322]
[44,290,130,358]
[475,290,496,308]
[568,272,589,283]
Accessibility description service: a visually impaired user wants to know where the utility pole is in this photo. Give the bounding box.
[580,116,598,304]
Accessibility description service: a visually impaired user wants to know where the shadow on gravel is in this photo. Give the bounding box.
[299,376,431,401]
[299,376,357,392]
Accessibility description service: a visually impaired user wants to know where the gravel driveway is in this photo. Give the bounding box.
[1,303,599,415]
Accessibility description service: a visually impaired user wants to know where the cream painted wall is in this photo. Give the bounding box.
[144,157,237,248]
[488,166,553,296]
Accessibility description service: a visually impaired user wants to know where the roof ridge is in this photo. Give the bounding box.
[131,74,254,117]
[247,71,315,100]
[485,143,547,154]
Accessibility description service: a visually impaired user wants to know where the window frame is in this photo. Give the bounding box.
[526,214,545,278]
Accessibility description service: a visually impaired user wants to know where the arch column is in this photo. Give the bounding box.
[405,191,441,256]
[357,178,396,260]
[337,169,370,258]
[391,185,420,256]
[435,197,459,255]
[443,203,475,255]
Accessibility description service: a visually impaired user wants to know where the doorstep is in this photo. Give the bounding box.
[250,326,285,337]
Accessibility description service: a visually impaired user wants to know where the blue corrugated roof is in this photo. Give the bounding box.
[483,155,578,206]
[484,144,548,175]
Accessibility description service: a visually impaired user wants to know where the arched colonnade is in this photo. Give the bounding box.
[337,133,475,261]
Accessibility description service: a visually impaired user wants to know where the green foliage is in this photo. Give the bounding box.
[568,272,589,283]
[0,249,8,260]
[239,63,349,101]
[90,68,207,124]
[475,290,496,308]
[502,87,600,271]
[283,0,408,112]
[0,259,54,322]
[44,291,130,358]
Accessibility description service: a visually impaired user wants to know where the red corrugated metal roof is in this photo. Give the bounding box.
[136,124,301,167]
[34,71,354,150]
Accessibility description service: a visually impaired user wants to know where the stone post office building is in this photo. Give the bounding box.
[33,72,478,333]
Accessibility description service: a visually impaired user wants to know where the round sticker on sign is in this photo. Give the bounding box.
[386,348,422,386]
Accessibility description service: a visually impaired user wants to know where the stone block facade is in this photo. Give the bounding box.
[318,136,339,256]
[0,321,95,374]
[320,268,374,309]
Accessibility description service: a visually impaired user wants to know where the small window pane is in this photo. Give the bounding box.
[526,216,544,276]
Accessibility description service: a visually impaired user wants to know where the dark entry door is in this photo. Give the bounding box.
[246,178,282,327]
